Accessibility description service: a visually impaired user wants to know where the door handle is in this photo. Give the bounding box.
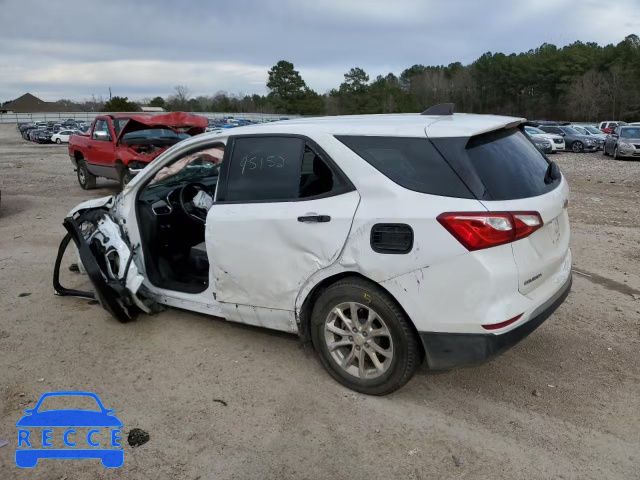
[87,145,92,149]
[297,215,331,223]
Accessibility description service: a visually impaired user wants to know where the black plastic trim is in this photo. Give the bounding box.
[370,223,414,254]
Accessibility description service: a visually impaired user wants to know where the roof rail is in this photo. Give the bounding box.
[421,103,454,116]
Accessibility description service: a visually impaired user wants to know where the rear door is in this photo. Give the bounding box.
[206,135,359,311]
[460,129,570,295]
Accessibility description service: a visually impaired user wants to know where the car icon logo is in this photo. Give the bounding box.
[15,391,123,468]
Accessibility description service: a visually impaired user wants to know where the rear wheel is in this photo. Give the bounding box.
[77,160,97,190]
[572,141,584,153]
[310,277,420,395]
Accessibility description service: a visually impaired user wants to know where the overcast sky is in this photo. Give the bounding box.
[1,0,638,102]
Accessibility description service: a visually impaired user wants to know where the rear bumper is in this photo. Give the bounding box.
[419,274,572,370]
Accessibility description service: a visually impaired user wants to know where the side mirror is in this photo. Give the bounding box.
[559,132,566,136]
[93,130,109,141]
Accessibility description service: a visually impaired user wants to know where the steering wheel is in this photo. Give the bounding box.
[179,182,213,223]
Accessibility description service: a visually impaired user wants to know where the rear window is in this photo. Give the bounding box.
[464,129,558,200]
[335,136,473,198]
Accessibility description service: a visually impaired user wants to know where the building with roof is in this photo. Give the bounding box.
[0,93,57,113]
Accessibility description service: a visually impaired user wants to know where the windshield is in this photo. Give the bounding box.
[583,126,601,134]
[525,127,544,135]
[620,127,640,138]
[122,129,189,143]
[560,126,580,135]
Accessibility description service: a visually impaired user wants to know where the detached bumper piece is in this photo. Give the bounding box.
[53,216,140,323]
[420,275,572,370]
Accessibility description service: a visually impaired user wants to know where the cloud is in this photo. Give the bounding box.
[0,0,638,101]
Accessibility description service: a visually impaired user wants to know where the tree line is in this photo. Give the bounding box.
[17,34,640,121]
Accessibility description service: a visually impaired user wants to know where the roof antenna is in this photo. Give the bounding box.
[421,103,454,116]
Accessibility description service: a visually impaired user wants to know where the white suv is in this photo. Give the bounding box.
[54,109,572,395]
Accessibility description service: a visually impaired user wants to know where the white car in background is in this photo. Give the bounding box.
[54,107,571,395]
[51,129,81,144]
[524,126,565,152]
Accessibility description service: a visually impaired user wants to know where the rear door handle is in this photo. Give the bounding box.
[297,215,331,223]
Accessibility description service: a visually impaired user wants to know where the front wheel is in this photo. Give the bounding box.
[614,146,621,160]
[118,166,133,190]
[572,141,584,153]
[77,160,97,190]
[56,138,62,144]
[310,277,421,395]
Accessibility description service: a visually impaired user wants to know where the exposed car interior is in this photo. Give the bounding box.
[136,143,225,293]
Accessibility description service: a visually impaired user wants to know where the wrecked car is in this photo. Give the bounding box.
[68,112,208,189]
[54,107,572,395]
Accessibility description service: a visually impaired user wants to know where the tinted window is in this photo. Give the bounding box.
[464,129,558,200]
[299,145,335,198]
[225,137,304,201]
[541,126,562,134]
[336,136,473,198]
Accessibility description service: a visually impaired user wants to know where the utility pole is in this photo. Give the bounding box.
[109,87,112,100]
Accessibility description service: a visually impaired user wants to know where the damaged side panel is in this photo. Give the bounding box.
[53,209,154,323]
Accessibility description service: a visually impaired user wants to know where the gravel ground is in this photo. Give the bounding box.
[0,124,639,479]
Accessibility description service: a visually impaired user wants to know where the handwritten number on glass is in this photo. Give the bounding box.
[239,155,285,175]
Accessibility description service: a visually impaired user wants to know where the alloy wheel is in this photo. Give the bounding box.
[324,302,393,380]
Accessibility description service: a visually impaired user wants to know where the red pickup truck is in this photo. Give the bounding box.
[68,112,208,189]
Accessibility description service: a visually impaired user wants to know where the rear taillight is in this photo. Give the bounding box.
[437,211,543,251]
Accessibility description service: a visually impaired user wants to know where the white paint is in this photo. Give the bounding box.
[64,112,571,339]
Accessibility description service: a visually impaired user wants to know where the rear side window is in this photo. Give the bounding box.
[335,136,473,198]
[463,129,558,200]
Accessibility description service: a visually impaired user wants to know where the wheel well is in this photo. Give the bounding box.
[297,272,424,357]
[74,151,84,161]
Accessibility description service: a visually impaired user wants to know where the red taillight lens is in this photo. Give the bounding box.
[437,211,543,251]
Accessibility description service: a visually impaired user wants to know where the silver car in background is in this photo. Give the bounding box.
[603,126,640,159]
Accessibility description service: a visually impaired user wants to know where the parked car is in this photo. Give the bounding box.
[524,126,565,153]
[603,125,640,159]
[54,111,571,395]
[571,125,606,149]
[598,121,627,134]
[539,125,598,152]
[51,129,81,144]
[530,135,553,154]
[35,129,53,144]
[68,112,208,189]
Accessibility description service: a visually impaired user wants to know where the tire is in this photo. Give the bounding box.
[310,277,420,395]
[614,146,621,160]
[77,160,97,190]
[571,141,584,153]
[56,138,61,144]
[603,145,609,156]
[118,166,133,190]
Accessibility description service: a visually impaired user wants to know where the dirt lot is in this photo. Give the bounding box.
[0,124,638,479]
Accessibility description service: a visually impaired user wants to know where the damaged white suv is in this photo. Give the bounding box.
[54,106,572,395]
